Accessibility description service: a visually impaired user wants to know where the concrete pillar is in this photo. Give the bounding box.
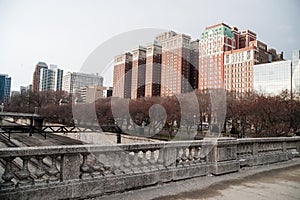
[252,142,258,155]
[208,138,239,175]
[60,153,81,181]
[296,141,300,154]
[282,141,287,152]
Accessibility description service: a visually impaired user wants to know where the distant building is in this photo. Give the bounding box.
[0,74,11,103]
[113,53,132,98]
[80,85,106,103]
[131,46,146,99]
[104,87,113,97]
[11,91,20,97]
[199,23,283,94]
[20,84,32,94]
[39,65,63,91]
[190,39,199,90]
[32,62,48,93]
[62,72,103,94]
[156,31,192,96]
[253,60,300,96]
[199,23,235,90]
[145,42,162,97]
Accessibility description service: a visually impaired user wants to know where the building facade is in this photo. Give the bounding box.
[190,39,199,90]
[145,42,162,97]
[20,85,32,94]
[156,31,192,96]
[199,23,236,90]
[131,46,147,99]
[113,53,132,98]
[32,62,48,93]
[62,72,103,94]
[39,65,63,91]
[253,60,293,95]
[80,85,106,103]
[0,74,11,103]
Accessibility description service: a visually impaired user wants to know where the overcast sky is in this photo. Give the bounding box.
[0,0,299,91]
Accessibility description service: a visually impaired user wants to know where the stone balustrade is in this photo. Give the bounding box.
[237,137,300,167]
[0,137,299,200]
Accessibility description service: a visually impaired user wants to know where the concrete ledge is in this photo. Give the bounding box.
[0,165,210,200]
[210,160,240,175]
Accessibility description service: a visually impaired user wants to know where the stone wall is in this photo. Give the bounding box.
[0,137,299,200]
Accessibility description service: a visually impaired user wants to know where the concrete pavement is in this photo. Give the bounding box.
[97,159,300,200]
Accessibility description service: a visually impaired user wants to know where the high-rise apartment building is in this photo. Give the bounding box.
[131,46,146,99]
[199,23,237,90]
[39,65,63,91]
[0,74,11,103]
[156,31,192,96]
[32,62,48,93]
[199,23,283,94]
[145,42,162,97]
[113,53,132,98]
[224,43,257,93]
[62,72,103,94]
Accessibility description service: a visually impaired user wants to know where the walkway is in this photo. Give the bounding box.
[98,159,300,200]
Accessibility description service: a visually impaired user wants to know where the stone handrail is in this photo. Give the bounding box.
[237,137,300,167]
[0,137,299,200]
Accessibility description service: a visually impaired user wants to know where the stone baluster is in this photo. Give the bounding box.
[181,147,188,165]
[252,142,258,156]
[176,147,181,166]
[141,150,150,172]
[123,151,132,174]
[187,147,193,163]
[16,156,32,187]
[1,157,15,189]
[282,141,287,153]
[34,155,46,185]
[130,150,142,173]
[91,155,104,178]
[193,146,200,163]
[149,149,157,165]
[80,153,91,179]
[112,151,123,175]
[48,155,59,182]
[103,152,114,176]
[157,148,165,169]
[141,150,149,166]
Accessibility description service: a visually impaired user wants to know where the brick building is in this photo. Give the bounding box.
[131,46,146,99]
[145,42,162,97]
[113,52,132,98]
[156,31,192,96]
[198,23,236,90]
[32,62,48,93]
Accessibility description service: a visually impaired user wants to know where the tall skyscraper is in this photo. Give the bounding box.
[113,52,132,98]
[145,42,162,97]
[32,62,48,93]
[62,72,103,94]
[0,74,11,103]
[156,31,192,96]
[39,65,63,91]
[131,46,146,99]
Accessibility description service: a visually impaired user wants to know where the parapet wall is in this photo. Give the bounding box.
[0,137,299,200]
